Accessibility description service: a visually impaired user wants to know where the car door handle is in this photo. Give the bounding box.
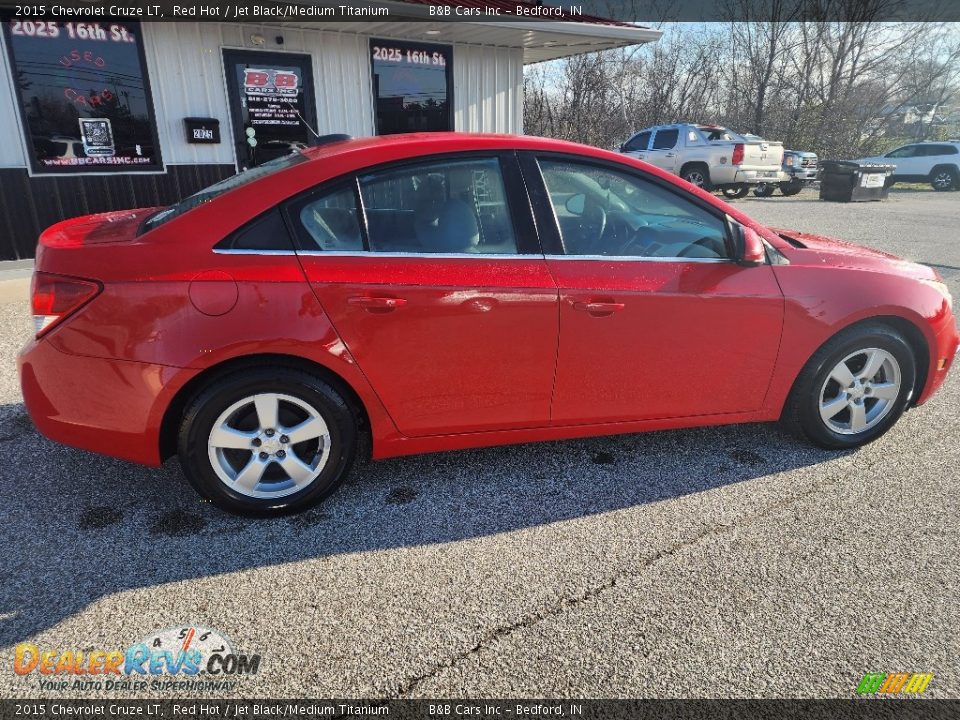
[664,152,676,157]
[572,301,625,316]
[347,296,407,311]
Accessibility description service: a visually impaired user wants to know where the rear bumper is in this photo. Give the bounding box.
[733,168,782,184]
[18,337,195,466]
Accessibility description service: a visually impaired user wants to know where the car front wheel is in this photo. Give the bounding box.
[177,367,358,515]
[781,323,916,449]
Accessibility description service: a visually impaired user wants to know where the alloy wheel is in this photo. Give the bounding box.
[818,348,901,435]
[207,392,331,498]
[932,171,955,190]
[684,171,706,187]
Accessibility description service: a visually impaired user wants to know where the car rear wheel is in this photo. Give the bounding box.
[781,323,916,449]
[177,368,357,515]
[930,167,958,191]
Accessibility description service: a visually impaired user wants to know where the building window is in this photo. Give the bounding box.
[370,39,452,135]
[3,20,162,173]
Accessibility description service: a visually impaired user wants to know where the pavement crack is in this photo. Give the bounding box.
[392,469,850,698]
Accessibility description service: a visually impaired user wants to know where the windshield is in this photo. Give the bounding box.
[141,151,308,233]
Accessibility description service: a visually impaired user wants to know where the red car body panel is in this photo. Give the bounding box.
[17,133,959,467]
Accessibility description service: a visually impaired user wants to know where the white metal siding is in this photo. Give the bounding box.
[1,23,525,170]
[453,44,523,135]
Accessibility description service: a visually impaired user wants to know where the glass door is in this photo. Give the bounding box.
[222,50,317,170]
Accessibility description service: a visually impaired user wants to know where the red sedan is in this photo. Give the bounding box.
[18,133,958,515]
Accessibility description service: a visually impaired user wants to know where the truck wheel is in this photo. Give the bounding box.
[779,182,803,197]
[721,184,750,200]
[752,183,775,197]
[680,164,710,190]
[930,167,958,191]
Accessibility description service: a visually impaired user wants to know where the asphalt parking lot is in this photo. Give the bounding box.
[0,189,958,699]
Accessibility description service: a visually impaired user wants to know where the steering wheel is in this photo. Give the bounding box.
[678,236,723,258]
[578,203,607,254]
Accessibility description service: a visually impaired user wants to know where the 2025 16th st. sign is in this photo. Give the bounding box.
[3,19,163,173]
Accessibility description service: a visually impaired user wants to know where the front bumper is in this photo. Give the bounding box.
[18,337,196,466]
[916,316,960,405]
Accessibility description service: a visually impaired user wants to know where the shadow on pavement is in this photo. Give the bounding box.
[0,400,843,645]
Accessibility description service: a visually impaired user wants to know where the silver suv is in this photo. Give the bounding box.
[858,141,960,191]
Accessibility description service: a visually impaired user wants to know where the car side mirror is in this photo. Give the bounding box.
[732,225,766,266]
[565,193,586,216]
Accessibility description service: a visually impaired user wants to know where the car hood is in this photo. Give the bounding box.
[39,207,160,248]
[771,228,938,280]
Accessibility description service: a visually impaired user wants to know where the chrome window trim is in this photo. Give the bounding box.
[211,248,729,262]
[544,254,729,263]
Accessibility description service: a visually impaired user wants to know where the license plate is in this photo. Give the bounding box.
[760,171,777,178]
[861,173,885,188]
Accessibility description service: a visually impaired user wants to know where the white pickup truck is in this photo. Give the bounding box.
[618,124,784,199]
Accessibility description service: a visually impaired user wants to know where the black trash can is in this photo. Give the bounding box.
[819,161,895,202]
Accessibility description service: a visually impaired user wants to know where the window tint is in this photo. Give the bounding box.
[623,132,651,152]
[886,145,917,158]
[539,159,729,259]
[286,185,364,251]
[922,144,958,156]
[216,208,294,251]
[358,158,517,254]
[652,129,679,150]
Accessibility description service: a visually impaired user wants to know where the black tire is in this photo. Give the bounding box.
[780,323,916,449]
[753,183,775,197]
[721,184,750,199]
[929,166,958,192]
[680,163,711,190]
[177,367,358,516]
[778,182,803,196]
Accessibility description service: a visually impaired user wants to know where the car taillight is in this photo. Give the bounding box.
[31,272,101,337]
[731,143,744,165]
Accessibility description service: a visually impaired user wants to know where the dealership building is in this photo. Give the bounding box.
[0,1,660,260]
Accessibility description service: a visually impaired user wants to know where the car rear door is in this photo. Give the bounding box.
[287,153,559,437]
[521,152,784,424]
[644,127,680,174]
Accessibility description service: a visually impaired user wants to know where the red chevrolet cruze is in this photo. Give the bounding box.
[18,133,958,515]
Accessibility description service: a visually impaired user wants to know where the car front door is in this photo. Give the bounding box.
[884,144,922,177]
[620,130,652,161]
[288,153,559,437]
[644,127,681,174]
[522,153,784,424]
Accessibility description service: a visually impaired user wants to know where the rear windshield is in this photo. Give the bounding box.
[141,152,308,233]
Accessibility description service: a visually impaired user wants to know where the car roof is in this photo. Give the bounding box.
[298,132,601,163]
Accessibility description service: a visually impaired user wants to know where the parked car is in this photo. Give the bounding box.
[754,150,819,197]
[857,141,960,191]
[19,133,958,515]
[619,124,784,199]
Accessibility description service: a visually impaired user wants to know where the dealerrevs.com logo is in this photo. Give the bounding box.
[13,626,261,693]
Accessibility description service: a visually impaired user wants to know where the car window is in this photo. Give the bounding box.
[216,208,295,252]
[538,158,729,260]
[686,129,701,144]
[358,157,517,254]
[623,131,651,152]
[652,129,679,150]
[285,184,364,252]
[885,145,917,158]
[922,144,958,156]
[697,126,737,141]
